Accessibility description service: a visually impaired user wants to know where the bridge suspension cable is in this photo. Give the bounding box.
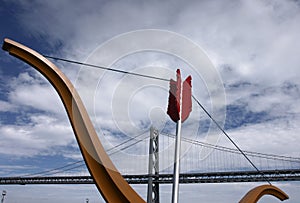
[18,129,300,177]
[160,132,300,163]
[21,131,149,177]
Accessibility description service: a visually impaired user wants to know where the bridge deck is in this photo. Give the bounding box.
[1,169,300,185]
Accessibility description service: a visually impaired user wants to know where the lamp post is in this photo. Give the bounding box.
[1,190,6,203]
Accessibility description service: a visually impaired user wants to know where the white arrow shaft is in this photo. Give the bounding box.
[171,119,182,203]
[172,81,183,203]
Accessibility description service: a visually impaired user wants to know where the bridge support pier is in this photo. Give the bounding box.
[147,127,160,203]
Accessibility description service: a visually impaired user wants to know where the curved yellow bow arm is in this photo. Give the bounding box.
[239,184,289,203]
[2,38,145,203]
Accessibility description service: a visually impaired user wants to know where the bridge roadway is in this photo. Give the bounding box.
[1,169,300,185]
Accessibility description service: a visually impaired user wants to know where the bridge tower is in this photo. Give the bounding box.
[147,126,160,203]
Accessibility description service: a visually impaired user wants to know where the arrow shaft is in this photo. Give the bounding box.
[171,120,182,203]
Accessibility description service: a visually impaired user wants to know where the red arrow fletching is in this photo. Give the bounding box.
[181,75,192,122]
[167,69,192,123]
[167,70,181,122]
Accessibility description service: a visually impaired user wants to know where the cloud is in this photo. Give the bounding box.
[6,0,300,116]
[7,72,65,115]
[0,113,75,157]
[0,100,15,112]
[2,0,300,172]
[2,0,299,158]
[218,116,300,158]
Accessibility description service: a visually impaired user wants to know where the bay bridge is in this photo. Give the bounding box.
[1,130,300,185]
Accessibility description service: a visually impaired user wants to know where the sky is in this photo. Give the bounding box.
[1,0,300,202]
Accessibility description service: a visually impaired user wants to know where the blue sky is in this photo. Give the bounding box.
[1,0,300,202]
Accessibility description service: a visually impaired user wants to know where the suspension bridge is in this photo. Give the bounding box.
[1,130,300,185]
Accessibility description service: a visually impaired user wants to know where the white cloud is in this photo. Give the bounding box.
[7,72,65,116]
[218,117,300,158]
[0,100,15,112]
[0,114,74,157]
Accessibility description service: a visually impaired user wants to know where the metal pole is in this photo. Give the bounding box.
[147,127,154,203]
[1,190,6,203]
[147,126,160,203]
[171,120,182,203]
